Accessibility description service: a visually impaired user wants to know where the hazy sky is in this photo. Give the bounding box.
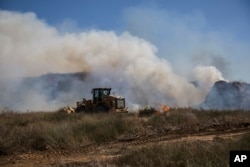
[1,0,250,81]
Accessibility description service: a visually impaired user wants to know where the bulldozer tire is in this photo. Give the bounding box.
[95,106,109,113]
[75,106,86,113]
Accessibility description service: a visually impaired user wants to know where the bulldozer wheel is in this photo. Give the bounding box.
[75,106,86,113]
[95,106,109,113]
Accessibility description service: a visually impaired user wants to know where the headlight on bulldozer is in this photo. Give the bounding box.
[116,99,125,109]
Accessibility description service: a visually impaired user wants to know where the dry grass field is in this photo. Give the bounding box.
[0,108,250,166]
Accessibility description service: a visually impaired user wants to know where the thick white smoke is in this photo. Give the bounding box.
[193,65,224,92]
[0,10,224,111]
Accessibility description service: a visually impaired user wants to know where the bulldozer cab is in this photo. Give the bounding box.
[92,88,111,104]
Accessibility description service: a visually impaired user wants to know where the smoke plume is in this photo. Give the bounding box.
[0,10,224,111]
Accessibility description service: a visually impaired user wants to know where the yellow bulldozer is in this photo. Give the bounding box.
[75,88,128,113]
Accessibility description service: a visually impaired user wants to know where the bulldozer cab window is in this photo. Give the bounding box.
[93,89,102,104]
[102,90,109,96]
[92,88,111,104]
[94,90,100,98]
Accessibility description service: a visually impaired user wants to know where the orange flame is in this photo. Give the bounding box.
[160,104,170,113]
